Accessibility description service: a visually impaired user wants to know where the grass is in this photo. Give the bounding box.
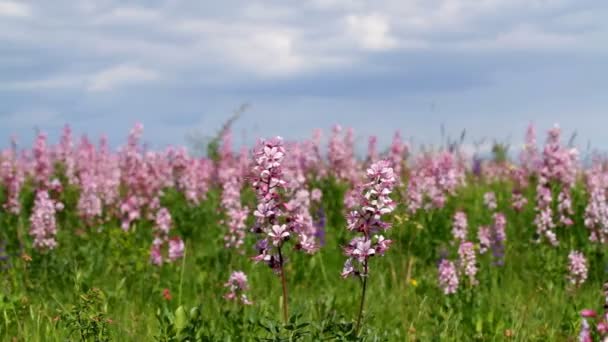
[0,175,604,341]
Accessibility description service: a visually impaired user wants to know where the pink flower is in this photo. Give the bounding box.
[484,192,497,210]
[29,190,58,250]
[350,239,375,263]
[268,224,290,246]
[568,250,588,286]
[150,238,164,265]
[458,241,478,286]
[438,259,459,295]
[452,211,468,241]
[168,237,185,261]
[155,208,172,235]
[224,271,252,305]
[311,188,322,202]
[342,160,396,279]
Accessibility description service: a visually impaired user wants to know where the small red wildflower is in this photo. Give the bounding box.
[162,288,172,301]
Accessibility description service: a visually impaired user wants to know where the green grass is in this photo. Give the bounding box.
[0,177,604,341]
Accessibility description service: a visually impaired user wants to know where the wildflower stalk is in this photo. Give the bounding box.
[178,247,187,306]
[278,245,289,323]
[342,160,396,334]
[355,261,369,335]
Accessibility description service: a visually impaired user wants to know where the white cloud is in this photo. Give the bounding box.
[86,64,160,92]
[0,1,30,17]
[345,13,397,51]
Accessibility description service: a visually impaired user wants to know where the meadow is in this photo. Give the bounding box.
[0,122,606,341]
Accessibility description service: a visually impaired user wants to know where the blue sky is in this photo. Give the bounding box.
[0,0,607,152]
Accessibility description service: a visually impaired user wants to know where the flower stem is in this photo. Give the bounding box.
[278,246,289,323]
[178,246,187,306]
[355,262,369,335]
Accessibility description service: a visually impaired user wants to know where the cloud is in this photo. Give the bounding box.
[86,64,160,92]
[345,13,397,51]
[0,1,30,18]
[0,0,607,149]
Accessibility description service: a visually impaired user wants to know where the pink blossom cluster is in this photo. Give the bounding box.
[483,192,497,210]
[451,211,468,242]
[366,132,407,178]
[282,140,326,253]
[32,132,53,188]
[150,207,184,265]
[438,259,459,295]
[251,137,317,272]
[437,240,479,294]
[567,250,588,287]
[224,271,252,305]
[389,131,408,177]
[169,147,213,205]
[584,160,608,243]
[458,241,478,286]
[511,192,528,212]
[406,151,465,213]
[56,125,77,185]
[341,160,396,278]
[328,125,360,184]
[533,125,578,245]
[519,122,540,175]
[29,190,60,250]
[0,140,25,214]
[478,213,507,266]
[218,130,250,250]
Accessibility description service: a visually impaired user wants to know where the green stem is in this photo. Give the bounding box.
[178,247,187,306]
[278,246,289,323]
[355,262,369,335]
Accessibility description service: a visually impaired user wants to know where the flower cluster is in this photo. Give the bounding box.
[0,140,25,214]
[483,192,497,211]
[406,151,465,213]
[328,125,360,184]
[253,137,292,272]
[218,131,251,250]
[533,125,578,246]
[478,213,507,266]
[342,160,396,278]
[451,211,468,242]
[150,207,184,265]
[224,271,252,305]
[567,250,588,287]
[438,259,459,295]
[29,190,59,250]
[458,241,478,286]
[584,160,608,243]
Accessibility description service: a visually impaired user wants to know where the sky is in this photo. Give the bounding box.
[0,0,607,153]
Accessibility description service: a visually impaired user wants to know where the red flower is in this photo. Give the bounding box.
[162,288,172,301]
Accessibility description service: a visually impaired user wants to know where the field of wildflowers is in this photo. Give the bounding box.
[1,122,607,341]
